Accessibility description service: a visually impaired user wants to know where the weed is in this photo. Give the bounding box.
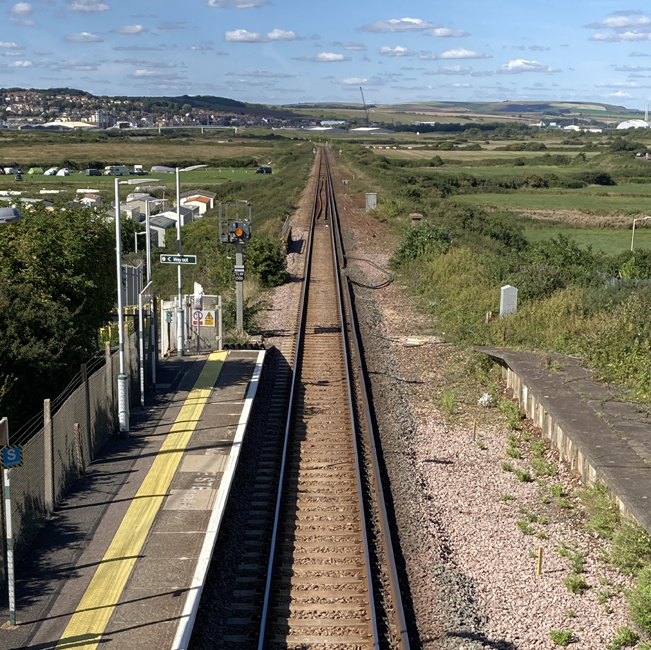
[539,515,548,525]
[476,440,487,450]
[604,603,612,614]
[608,626,639,649]
[501,494,514,502]
[566,609,576,618]
[626,566,651,631]
[558,546,571,558]
[506,446,522,459]
[557,498,572,509]
[516,469,532,482]
[599,577,610,586]
[527,512,538,523]
[638,642,651,650]
[550,485,564,498]
[533,457,557,476]
[502,461,513,472]
[531,440,546,457]
[521,432,531,442]
[498,398,523,430]
[536,530,548,539]
[611,518,651,574]
[518,506,527,514]
[569,553,585,574]
[540,494,551,504]
[508,434,519,445]
[550,629,574,646]
[563,574,588,594]
[441,390,457,415]
[598,589,613,604]
[517,520,535,535]
[579,482,619,538]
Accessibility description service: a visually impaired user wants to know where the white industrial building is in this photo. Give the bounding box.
[616,119,650,130]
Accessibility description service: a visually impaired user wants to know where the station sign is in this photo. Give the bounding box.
[1,446,23,469]
[234,265,245,282]
[160,254,197,265]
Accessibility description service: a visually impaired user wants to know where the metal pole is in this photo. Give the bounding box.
[218,295,223,350]
[134,232,138,253]
[138,291,145,408]
[176,168,184,356]
[632,218,637,252]
[115,178,129,435]
[1,418,15,627]
[236,243,244,333]
[145,201,156,386]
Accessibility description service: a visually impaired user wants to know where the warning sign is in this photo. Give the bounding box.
[193,310,216,327]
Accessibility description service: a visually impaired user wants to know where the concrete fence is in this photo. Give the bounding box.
[2,325,149,584]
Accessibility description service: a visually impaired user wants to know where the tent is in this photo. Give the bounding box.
[56,169,70,177]
[27,167,44,175]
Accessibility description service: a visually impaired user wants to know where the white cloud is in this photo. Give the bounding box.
[130,69,186,79]
[67,0,109,12]
[294,52,351,62]
[10,3,32,14]
[112,25,148,35]
[498,59,561,74]
[225,28,299,42]
[225,70,295,78]
[613,64,651,71]
[341,77,367,84]
[267,29,298,41]
[425,65,472,75]
[208,0,269,7]
[585,15,651,29]
[420,48,492,60]
[158,22,186,30]
[430,27,470,37]
[360,17,437,33]
[9,18,35,25]
[0,42,22,49]
[380,45,416,57]
[9,59,32,67]
[607,90,633,97]
[115,58,178,68]
[334,41,366,51]
[596,81,643,87]
[64,32,104,42]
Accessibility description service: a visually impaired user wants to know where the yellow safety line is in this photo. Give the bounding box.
[55,351,227,650]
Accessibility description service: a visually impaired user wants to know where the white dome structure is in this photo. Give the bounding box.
[616,119,650,129]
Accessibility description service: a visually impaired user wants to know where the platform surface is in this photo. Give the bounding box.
[0,349,264,650]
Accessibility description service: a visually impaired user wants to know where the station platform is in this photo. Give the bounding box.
[1,349,264,650]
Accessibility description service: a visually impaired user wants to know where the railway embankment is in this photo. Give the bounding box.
[477,347,651,534]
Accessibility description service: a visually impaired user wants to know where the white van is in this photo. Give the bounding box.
[104,165,129,176]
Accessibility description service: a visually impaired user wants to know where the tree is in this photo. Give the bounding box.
[0,205,115,426]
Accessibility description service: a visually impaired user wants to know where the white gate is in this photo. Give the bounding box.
[160,295,222,356]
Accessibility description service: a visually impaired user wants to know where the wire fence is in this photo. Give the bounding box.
[5,320,149,564]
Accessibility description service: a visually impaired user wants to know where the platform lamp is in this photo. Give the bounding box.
[0,206,20,628]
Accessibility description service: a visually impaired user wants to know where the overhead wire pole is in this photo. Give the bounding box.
[115,178,129,435]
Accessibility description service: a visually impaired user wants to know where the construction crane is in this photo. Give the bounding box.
[359,86,369,126]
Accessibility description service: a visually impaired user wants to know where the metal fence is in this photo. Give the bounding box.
[4,322,148,572]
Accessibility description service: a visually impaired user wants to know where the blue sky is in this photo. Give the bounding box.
[3,0,651,108]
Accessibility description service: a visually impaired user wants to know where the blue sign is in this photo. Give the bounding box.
[1,447,22,469]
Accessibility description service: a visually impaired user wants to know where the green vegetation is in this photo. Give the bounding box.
[627,567,651,631]
[611,519,651,574]
[516,520,534,535]
[563,573,588,594]
[0,205,114,426]
[608,626,639,649]
[515,469,532,482]
[549,629,574,646]
[579,482,620,538]
[440,389,457,414]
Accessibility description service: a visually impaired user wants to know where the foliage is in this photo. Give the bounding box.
[0,205,114,426]
[563,574,588,594]
[608,627,639,650]
[506,264,566,302]
[391,221,451,267]
[627,567,651,631]
[549,630,574,646]
[245,237,289,287]
[611,519,651,574]
[579,482,620,538]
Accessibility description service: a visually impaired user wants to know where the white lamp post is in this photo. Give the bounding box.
[114,178,129,436]
[631,215,651,251]
[174,164,208,357]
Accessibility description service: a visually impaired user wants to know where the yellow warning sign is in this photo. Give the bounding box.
[203,311,215,327]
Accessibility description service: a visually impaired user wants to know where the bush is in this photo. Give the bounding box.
[550,630,574,646]
[629,568,651,629]
[506,264,566,302]
[611,519,651,574]
[579,482,619,538]
[391,222,451,267]
[608,626,639,649]
[563,574,588,594]
[245,237,288,287]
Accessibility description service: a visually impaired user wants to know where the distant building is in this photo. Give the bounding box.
[149,215,177,247]
[617,119,650,129]
[349,127,395,135]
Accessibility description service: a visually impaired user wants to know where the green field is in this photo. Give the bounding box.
[524,226,651,254]
[456,191,651,214]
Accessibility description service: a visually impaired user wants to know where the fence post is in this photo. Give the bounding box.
[44,398,54,513]
[81,363,93,463]
[104,342,113,426]
[74,423,85,478]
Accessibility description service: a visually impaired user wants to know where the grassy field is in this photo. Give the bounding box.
[456,191,651,214]
[0,139,272,167]
[372,147,603,160]
[524,226,651,254]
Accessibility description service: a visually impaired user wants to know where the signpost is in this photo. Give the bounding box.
[160,254,197,265]
[0,418,17,626]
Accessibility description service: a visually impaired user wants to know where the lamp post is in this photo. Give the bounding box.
[0,208,20,627]
[174,164,208,357]
[631,215,651,251]
[135,231,146,252]
[114,178,129,436]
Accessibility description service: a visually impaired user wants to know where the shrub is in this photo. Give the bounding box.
[608,626,639,649]
[550,630,574,646]
[506,264,566,302]
[627,566,651,631]
[391,222,451,267]
[245,237,289,288]
[563,574,588,594]
[579,482,619,538]
[611,519,651,574]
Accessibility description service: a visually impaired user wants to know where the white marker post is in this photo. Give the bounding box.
[0,417,16,627]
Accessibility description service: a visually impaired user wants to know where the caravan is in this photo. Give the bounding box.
[104,165,129,176]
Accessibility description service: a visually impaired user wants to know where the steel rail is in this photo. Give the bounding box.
[256,150,322,650]
[324,151,411,650]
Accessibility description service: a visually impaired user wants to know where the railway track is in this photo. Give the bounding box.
[257,148,409,649]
